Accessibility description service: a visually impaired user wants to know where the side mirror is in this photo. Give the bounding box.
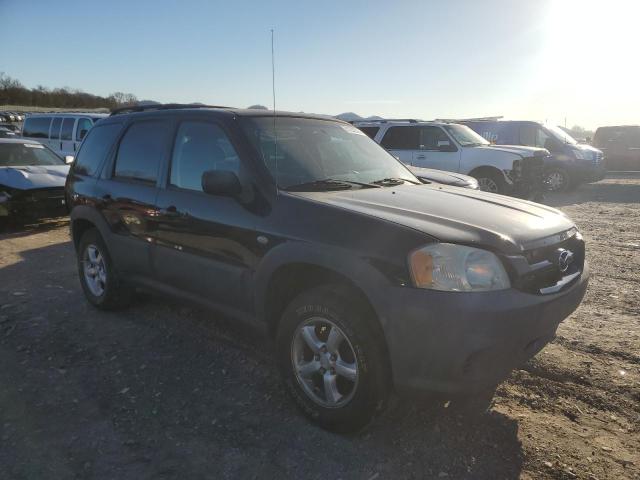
[64,155,74,164]
[437,140,455,152]
[202,170,241,197]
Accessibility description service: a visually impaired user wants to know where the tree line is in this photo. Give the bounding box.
[0,73,137,109]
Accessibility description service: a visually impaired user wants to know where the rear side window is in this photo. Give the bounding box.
[76,118,93,141]
[61,118,75,141]
[74,123,122,176]
[170,121,240,191]
[23,117,52,138]
[419,126,450,150]
[380,126,420,149]
[50,117,63,140]
[357,126,380,139]
[114,121,170,183]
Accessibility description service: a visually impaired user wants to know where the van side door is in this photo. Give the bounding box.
[412,126,461,172]
[379,126,419,165]
[60,117,77,157]
[152,119,260,311]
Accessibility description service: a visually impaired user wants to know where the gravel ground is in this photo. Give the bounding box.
[0,176,638,480]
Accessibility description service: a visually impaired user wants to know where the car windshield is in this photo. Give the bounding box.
[0,143,65,166]
[240,117,419,190]
[442,124,489,147]
[546,125,578,145]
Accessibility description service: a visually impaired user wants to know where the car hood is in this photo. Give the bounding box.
[407,166,478,188]
[477,144,550,158]
[574,143,602,154]
[0,165,70,190]
[293,184,575,253]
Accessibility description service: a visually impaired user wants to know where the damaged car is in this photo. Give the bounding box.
[0,139,70,227]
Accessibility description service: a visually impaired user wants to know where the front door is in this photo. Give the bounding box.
[152,119,259,310]
[412,126,461,172]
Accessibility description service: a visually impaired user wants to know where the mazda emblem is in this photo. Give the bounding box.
[557,249,574,273]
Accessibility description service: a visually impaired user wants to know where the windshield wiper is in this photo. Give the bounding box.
[372,177,420,186]
[284,178,379,192]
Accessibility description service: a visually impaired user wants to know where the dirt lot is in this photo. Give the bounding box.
[0,176,638,480]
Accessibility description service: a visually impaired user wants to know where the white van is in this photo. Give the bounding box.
[353,119,549,197]
[22,113,108,158]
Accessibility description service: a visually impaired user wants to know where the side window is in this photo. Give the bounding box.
[74,123,122,176]
[76,118,93,141]
[535,128,553,150]
[419,126,451,150]
[357,126,380,139]
[114,121,170,183]
[519,124,537,147]
[50,117,63,140]
[624,128,640,148]
[380,126,420,150]
[170,121,240,192]
[61,118,75,141]
[23,117,51,138]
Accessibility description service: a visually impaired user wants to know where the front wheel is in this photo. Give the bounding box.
[475,171,507,194]
[276,284,390,433]
[545,168,571,192]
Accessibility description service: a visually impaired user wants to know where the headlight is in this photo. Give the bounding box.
[408,243,510,291]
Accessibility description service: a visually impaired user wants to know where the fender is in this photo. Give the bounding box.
[69,204,114,249]
[253,240,396,333]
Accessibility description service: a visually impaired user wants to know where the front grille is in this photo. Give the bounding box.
[515,232,585,294]
[593,151,604,166]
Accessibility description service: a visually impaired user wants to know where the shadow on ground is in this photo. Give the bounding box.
[0,237,525,479]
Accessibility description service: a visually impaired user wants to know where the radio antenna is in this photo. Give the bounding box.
[271,28,279,194]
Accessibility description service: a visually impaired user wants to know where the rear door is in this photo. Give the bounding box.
[379,126,419,165]
[99,118,173,276]
[152,118,259,310]
[412,126,461,172]
[60,117,77,157]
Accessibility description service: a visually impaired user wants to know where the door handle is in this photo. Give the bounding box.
[415,155,426,160]
[159,205,180,217]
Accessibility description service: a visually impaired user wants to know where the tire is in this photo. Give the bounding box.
[545,168,571,192]
[77,228,132,310]
[475,171,507,194]
[276,284,390,433]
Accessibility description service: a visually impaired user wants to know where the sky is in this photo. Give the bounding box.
[2,0,639,129]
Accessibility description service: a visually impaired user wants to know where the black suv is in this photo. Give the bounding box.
[66,105,589,432]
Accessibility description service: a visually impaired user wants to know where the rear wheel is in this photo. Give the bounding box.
[276,284,390,433]
[77,229,132,310]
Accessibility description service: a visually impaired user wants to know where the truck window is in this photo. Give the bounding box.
[357,126,380,139]
[50,118,62,140]
[380,126,420,150]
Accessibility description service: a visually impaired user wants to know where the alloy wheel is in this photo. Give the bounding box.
[291,317,359,408]
[477,177,499,193]
[546,171,567,191]
[83,244,107,297]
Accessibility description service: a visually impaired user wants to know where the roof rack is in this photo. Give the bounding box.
[349,118,422,124]
[435,116,504,123]
[109,103,234,116]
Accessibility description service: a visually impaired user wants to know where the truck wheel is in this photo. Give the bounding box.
[276,284,390,433]
[545,168,571,192]
[475,171,506,194]
[77,228,132,310]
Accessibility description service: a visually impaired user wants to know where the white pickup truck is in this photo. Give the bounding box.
[353,119,549,197]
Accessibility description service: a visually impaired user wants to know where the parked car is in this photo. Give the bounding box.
[407,165,479,189]
[463,120,606,191]
[0,139,70,226]
[22,113,107,157]
[593,125,640,171]
[0,126,18,138]
[66,105,588,432]
[0,123,21,133]
[353,120,547,198]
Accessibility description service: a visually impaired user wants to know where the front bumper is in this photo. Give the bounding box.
[566,163,607,184]
[383,262,589,395]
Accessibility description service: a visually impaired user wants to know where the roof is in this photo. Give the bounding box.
[25,112,108,118]
[352,119,451,127]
